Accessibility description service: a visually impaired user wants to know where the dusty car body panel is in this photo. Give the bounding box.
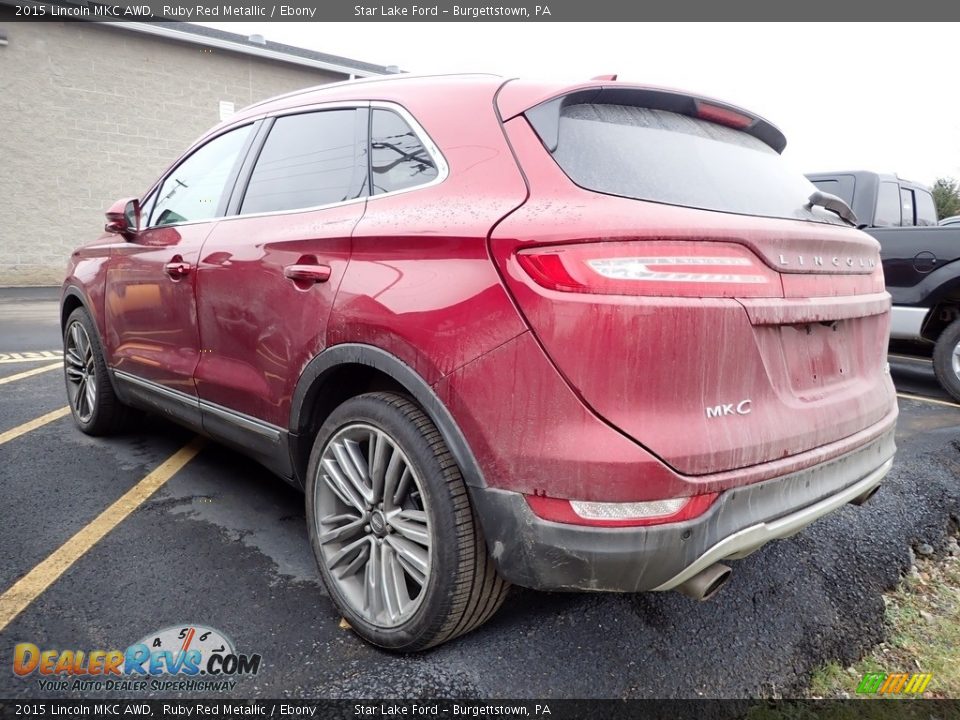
[62,74,898,601]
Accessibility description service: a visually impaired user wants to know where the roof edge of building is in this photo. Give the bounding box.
[107,22,387,78]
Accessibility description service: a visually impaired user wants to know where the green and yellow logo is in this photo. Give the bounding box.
[856,672,933,695]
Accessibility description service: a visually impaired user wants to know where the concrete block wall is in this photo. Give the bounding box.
[0,17,345,285]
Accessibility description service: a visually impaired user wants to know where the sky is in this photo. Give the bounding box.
[199,22,960,186]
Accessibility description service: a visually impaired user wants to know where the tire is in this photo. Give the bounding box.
[932,318,960,404]
[63,307,129,435]
[305,392,508,651]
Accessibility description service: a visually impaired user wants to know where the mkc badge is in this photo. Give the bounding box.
[705,400,752,419]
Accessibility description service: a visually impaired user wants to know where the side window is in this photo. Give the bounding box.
[900,187,915,227]
[874,182,902,227]
[915,190,938,226]
[150,125,252,227]
[241,110,364,215]
[370,109,438,195]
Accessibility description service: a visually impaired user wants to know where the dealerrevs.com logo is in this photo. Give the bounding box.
[13,624,262,692]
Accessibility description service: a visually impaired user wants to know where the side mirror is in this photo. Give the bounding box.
[105,197,140,240]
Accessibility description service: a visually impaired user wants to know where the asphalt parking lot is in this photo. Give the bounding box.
[1,287,959,699]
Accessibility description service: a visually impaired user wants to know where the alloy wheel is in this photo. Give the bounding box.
[65,321,97,423]
[953,339,960,380]
[314,423,432,628]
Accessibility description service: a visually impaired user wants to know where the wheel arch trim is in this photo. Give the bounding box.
[60,285,94,331]
[290,344,487,489]
[60,285,128,421]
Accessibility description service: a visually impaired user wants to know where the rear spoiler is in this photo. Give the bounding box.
[523,87,787,154]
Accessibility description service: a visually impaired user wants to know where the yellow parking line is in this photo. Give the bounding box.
[897,392,960,409]
[0,362,62,386]
[0,437,205,633]
[0,406,72,446]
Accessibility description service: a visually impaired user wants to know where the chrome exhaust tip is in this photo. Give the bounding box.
[675,563,732,601]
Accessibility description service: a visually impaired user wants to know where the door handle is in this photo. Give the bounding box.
[284,264,332,284]
[164,261,192,279]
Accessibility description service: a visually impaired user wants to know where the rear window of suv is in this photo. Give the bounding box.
[370,109,439,194]
[548,104,837,224]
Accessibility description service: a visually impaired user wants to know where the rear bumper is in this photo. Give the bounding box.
[470,425,896,592]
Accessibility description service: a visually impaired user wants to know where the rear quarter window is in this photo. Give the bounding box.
[370,109,439,194]
[547,104,837,224]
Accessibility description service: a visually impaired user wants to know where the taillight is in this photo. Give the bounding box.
[526,493,718,528]
[516,241,781,298]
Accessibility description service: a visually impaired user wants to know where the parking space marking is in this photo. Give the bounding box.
[0,362,62,386]
[0,407,72,446]
[0,437,205,633]
[0,351,63,365]
[897,392,960,409]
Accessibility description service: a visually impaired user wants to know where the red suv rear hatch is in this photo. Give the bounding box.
[491,85,895,476]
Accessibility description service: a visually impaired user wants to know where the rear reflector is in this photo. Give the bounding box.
[526,493,718,528]
[516,241,781,298]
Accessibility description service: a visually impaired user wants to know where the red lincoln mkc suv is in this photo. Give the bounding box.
[62,74,898,650]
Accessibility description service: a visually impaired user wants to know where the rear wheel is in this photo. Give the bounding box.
[63,308,128,435]
[932,318,960,403]
[305,392,508,651]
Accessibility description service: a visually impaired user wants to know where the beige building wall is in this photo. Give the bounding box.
[0,17,346,285]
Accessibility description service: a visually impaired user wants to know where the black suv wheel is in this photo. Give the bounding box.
[932,317,960,403]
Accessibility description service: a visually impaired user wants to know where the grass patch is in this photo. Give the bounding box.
[808,540,960,700]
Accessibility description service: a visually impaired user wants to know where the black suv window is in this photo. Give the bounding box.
[544,103,845,224]
[875,182,902,227]
[810,176,855,207]
[900,188,916,227]
[241,110,365,215]
[370,109,438,195]
[916,189,938,226]
[150,125,253,227]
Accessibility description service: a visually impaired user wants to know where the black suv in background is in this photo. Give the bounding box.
[807,171,960,401]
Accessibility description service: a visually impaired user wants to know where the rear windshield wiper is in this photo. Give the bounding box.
[805,189,859,227]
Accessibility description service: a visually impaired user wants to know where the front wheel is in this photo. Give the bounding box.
[63,308,129,435]
[932,317,960,403]
[305,392,508,651]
